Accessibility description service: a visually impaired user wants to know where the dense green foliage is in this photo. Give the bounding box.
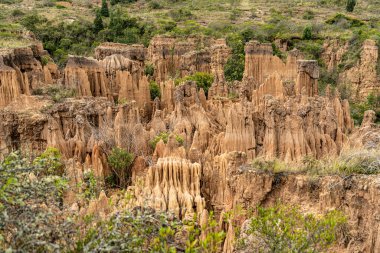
[239,204,347,252]
[346,0,356,12]
[18,8,156,66]
[93,11,104,33]
[107,147,134,187]
[351,93,380,125]
[144,63,155,77]
[149,81,161,100]
[149,132,184,149]
[101,0,109,17]
[0,149,72,251]
[182,72,215,95]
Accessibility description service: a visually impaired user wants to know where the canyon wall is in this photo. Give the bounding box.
[0,37,378,252]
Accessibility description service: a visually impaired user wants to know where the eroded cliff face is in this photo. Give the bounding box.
[0,37,378,252]
[223,161,380,253]
[0,43,58,107]
[322,39,380,101]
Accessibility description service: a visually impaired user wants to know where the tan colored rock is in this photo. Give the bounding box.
[244,41,302,88]
[340,39,380,100]
[64,56,109,97]
[95,42,146,61]
[130,157,205,219]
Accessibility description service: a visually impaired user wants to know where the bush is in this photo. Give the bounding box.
[241,204,347,252]
[302,26,313,40]
[346,0,356,12]
[107,147,134,187]
[224,33,245,82]
[303,10,315,20]
[11,9,25,17]
[149,1,162,9]
[144,63,154,76]
[183,72,214,95]
[149,132,184,149]
[149,81,160,100]
[351,93,380,125]
[168,9,193,22]
[33,147,63,175]
[0,151,73,251]
[101,0,109,17]
[93,11,104,33]
[149,132,169,149]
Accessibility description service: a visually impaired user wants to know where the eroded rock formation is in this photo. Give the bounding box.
[0,43,58,107]
[1,37,378,252]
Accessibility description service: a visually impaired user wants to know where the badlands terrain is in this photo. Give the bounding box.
[0,0,380,252]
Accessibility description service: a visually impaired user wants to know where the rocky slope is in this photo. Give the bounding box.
[0,36,379,252]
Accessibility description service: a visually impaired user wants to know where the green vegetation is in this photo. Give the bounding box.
[149,80,161,100]
[93,10,104,33]
[107,147,134,187]
[351,93,380,125]
[238,204,347,252]
[144,63,155,77]
[181,72,214,95]
[32,85,76,102]
[346,0,356,12]
[78,208,225,252]
[0,150,71,251]
[224,33,245,82]
[100,0,109,17]
[80,171,101,200]
[149,132,184,149]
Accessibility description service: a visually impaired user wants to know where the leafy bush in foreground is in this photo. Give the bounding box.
[239,204,347,252]
[0,150,74,252]
[107,147,134,187]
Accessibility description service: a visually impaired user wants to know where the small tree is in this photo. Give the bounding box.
[107,147,134,187]
[245,204,347,252]
[93,11,104,33]
[184,72,214,95]
[224,33,245,82]
[149,81,161,100]
[346,0,356,12]
[101,0,109,17]
[302,26,313,40]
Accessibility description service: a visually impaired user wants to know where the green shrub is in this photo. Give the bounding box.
[149,132,184,149]
[107,147,134,187]
[303,10,315,20]
[149,1,162,9]
[144,63,155,76]
[224,33,245,82]
[33,147,63,175]
[351,93,380,125]
[302,26,313,40]
[183,72,214,95]
[241,204,347,252]
[0,151,72,251]
[149,132,169,149]
[11,9,25,17]
[326,13,364,28]
[101,0,109,17]
[149,81,161,100]
[80,171,101,200]
[346,0,356,12]
[175,135,184,145]
[93,11,104,33]
[168,8,193,22]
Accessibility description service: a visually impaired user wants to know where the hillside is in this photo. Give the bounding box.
[0,0,380,252]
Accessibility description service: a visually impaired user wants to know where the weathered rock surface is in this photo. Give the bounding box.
[1,37,378,252]
[340,40,380,100]
[0,44,58,107]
